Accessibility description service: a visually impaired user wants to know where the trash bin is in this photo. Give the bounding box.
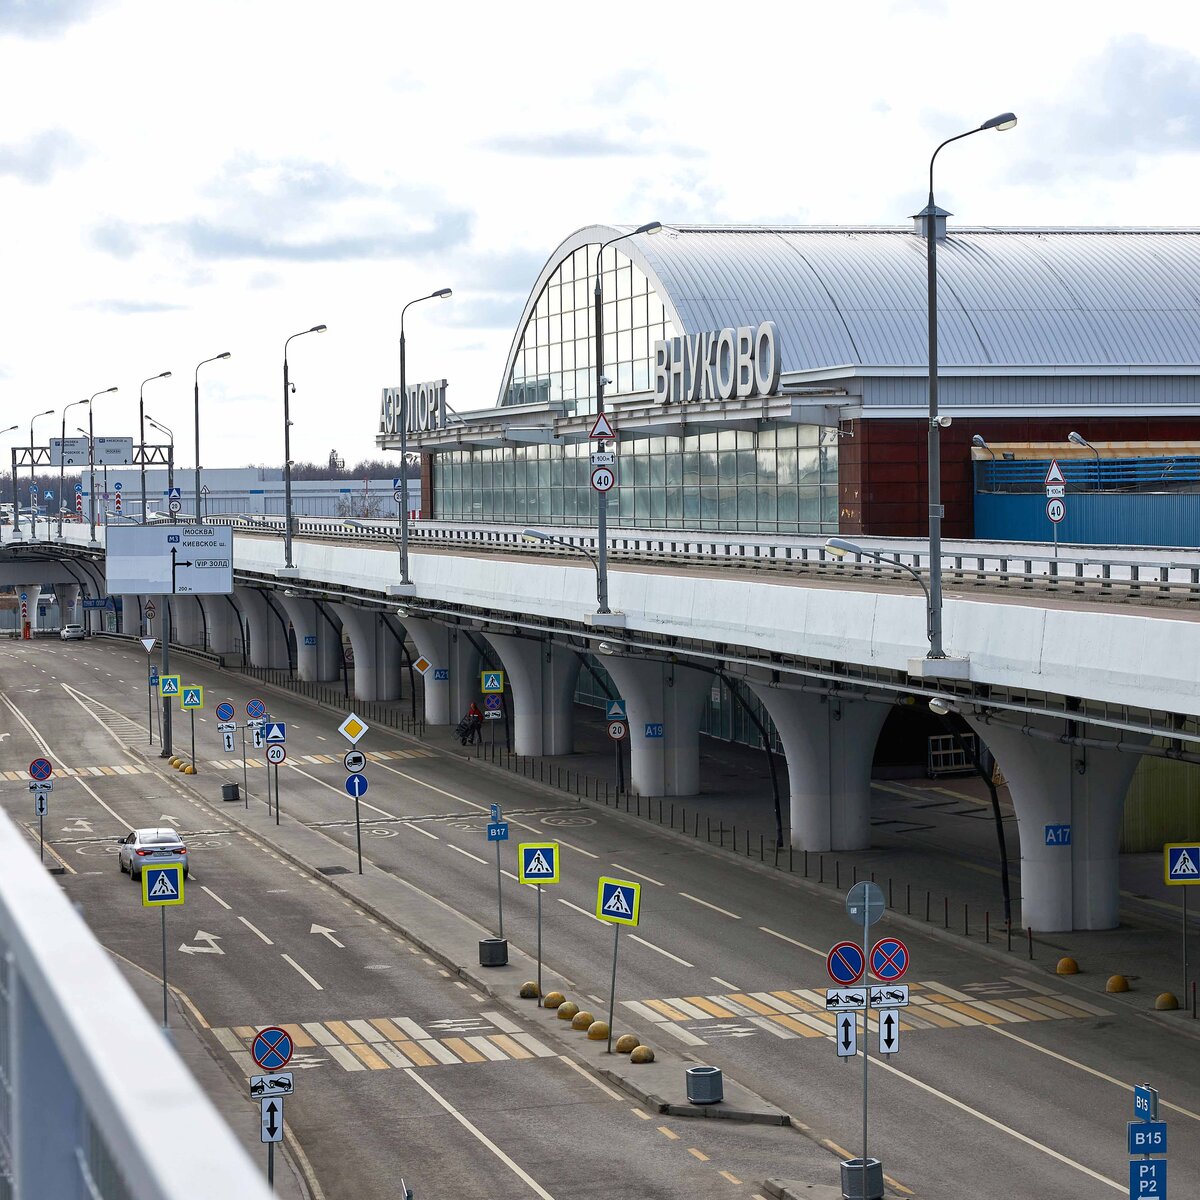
[685,1065,723,1104]
[840,1158,884,1200]
[478,937,508,967]
[221,782,240,802]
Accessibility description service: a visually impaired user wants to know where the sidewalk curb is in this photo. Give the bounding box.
[763,1180,844,1199]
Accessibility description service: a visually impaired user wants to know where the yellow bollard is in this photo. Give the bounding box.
[543,991,566,1009]
[570,1010,595,1031]
[1106,975,1129,993]
[587,1020,609,1041]
[630,1045,655,1063]
[519,981,540,1000]
[615,1034,639,1054]
[1155,992,1179,1010]
[1056,957,1079,975]
[556,1001,579,1021]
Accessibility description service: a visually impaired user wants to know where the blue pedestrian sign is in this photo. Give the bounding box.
[158,675,180,696]
[181,686,204,711]
[1128,1121,1168,1154]
[1045,824,1072,846]
[1128,1159,1166,1198]
[644,723,664,739]
[487,822,509,842]
[518,842,560,885]
[606,700,627,721]
[345,773,369,798]
[141,863,184,907]
[480,671,505,694]
[1164,844,1200,885]
[596,877,641,926]
[264,722,286,743]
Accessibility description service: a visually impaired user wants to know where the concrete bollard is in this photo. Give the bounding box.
[1056,957,1079,975]
[615,1034,639,1054]
[586,1020,609,1041]
[1155,992,1179,1010]
[630,1045,655,1064]
[570,1010,595,1030]
[519,981,540,999]
[555,1001,579,1021]
[1106,975,1129,993]
[543,991,565,1009]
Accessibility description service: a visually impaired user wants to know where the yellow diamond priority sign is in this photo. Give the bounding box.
[413,656,431,676]
[338,712,369,745]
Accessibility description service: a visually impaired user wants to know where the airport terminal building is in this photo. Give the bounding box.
[382,221,1200,543]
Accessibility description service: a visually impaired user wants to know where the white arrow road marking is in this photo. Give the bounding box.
[698,1023,757,1038]
[0,733,10,741]
[62,818,94,834]
[159,814,180,824]
[310,924,344,948]
[286,1054,326,1071]
[179,930,224,955]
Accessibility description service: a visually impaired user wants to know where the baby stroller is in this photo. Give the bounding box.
[454,716,473,745]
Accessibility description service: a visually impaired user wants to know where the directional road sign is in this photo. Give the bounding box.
[28,757,53,782]
[1128,1160,1165,1199]
[608,720,627,741]
[518,842,560,885]
[825,988,867,1012]
[596,877,641,926]
[265,744,286,765]
[878,1008,901,1055]
[251,1027,294,1071]
[605,699,627,721]
[343,750,366,773]
[835,1013,858,1058]
[222,730,236,754]
[827,941,865,985]
[181,686,204,711]
[158,675,181,696]
[261,1098,283,1144]
[870,937,910,982]
[246,698,267,719]
[142,863,184,907]
[215,701,235,722]
[35,795,47,817]
[105,524,233,595]
[250,1072,294,1099]
[264,722,286,743]
[338,712,369,744]
[480,670,505,694]
[1164,843,1200,884]
[869,984,910,1008]
[1128,1121,1168,1154]
[345,773,368,797]
[487,822,509,842]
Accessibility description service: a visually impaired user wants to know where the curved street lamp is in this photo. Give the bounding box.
[85,387,118,542]
[0,424,17,543]
[195,352,231,521]
[139,372,172,524]
[27,409,55,540]
[58,398,91,537]
[1068,431,1101,492]
[918,114,1016,660]
[522,527,602,601]
[282,326,327,569]
[146,416,175,522]
[825,536,933,646]
[397,289,452,588]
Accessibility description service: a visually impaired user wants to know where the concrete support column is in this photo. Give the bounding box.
[484,634,581,756]
[198,595,241,656]
[398,617,455,726]
[119,594,141,636]
[333,604,403,701]
[743,680,891,851]
[15,585,41,635]
[278,595,342,682]
[963,713,1145,931]
[597,655,710,796]
[57,584,80,625]
[234,586,290,669]
[169,596,204,648]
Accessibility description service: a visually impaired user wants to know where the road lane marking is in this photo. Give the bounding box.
[404,1068,558,1200]
[409,823,439,840]
[679,892,740,919]
[609,863,665,886]
[237,916,274,945]
[657,1126,679,1140]
[557,1053,626,1098]
[449,844,488,865]
[659,1023,707,1046]
[759,926,825,958]
[687,1148,709,1162]
[281,954,323,990]
[711,976,740,990]
[558,897,603,923]
[628,934,693,967]
[719,1170,742,1185]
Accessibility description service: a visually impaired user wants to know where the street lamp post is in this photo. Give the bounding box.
[194,352,231,523]
[139,372,171,524]
[85,387,117,543]
[397,290,452,588]
[825,537,935,646]
[593,222,661,614]
[0,425,17,542]
[28,409,54,540]
[522,528,602,604]
[283,326,327,570]
[147,417,175,523]
[1068,431,1101,492]
[917,113,1016,660]
[58,398,91,537]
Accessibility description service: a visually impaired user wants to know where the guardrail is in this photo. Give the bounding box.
[208,516,1200,604]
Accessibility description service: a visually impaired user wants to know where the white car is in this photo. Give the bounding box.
[60,623,85,640]
[117,828,189,879]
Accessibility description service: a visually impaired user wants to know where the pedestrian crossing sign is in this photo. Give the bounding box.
[518,842,560,885]
[1165,843,1200,885]
[142,863,185,907]
[480,671,505,694]
[596,876,640,926]
[158,675,181,697]
[181,686,204,710]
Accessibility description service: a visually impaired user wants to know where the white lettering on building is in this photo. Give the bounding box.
[377,379,449,437]
[654,322,780,404]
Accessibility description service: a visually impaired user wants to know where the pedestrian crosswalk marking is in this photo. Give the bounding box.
[211,1016,556,1074]
[6,764,152,782]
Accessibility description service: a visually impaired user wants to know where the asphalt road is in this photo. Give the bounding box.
[3,635,1199,1199]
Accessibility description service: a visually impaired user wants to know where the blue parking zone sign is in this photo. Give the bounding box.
[596,877,641,926]
[487,822,509,842]
[142,863,184,907]
[1128,1159,1165,1198]
[518,842,559,884]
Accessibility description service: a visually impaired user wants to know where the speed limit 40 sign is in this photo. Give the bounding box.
[590,466,615,493]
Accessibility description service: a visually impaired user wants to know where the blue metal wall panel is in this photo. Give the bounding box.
[974,491,1200,547]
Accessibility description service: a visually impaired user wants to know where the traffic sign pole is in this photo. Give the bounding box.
[241,725,249,808]
[536,884,543,1004]
[190,709,197,774]
[607,923,620,1054]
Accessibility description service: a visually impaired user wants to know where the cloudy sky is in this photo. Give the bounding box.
[1,0,1199,470]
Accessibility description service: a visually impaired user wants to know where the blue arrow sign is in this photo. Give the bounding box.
[487,822,509,842]
[75,482,82,493]
[1128,1159,1166,1199]
[345,773,368,798]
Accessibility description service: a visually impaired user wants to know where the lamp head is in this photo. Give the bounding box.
[928,697,953,716]
[1068,431,1091,448]
[37,409,54,417]
[824,537,863,558]
[635,221,663,236]
[310,324,327,334]
[981,112,1018,131]
[395,604,410,617]
[432,288,452,299]
[158,371,172,380]
[596,641,616,656]
[522,528,548,542]
[971,434,988,449]
[218,351,232,360]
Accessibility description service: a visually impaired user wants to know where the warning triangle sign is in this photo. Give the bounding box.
[525,850,553,876]
[589,413,615,441]
[149,871,178,898]
[1171,849,1199,878]
[1044,459,1066,487]
[603,887,632,916]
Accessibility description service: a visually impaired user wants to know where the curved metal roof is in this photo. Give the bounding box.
[496,224,1200,404]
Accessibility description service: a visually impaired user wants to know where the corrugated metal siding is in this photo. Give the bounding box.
[973,491,1200,547]
[861,375,1200,408]
[1123,755,1200,852]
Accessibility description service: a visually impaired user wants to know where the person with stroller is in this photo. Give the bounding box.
[456,701,483,745]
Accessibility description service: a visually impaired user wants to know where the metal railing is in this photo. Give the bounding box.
[0,809,270,1199]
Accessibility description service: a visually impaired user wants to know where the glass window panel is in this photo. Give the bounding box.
[719,487,737,523]
[631,293,648,327]
[561,341,575,371]
[796,445,820,485]
[651,488,667,521]
[700,486,719,524]
[757,486,776,524]
[650,454,666,487]
[682,487,700,522]
[616,328,632,362]
[561,310,575,341]
[682,450,699,485]
[629,455,649,486]
[718,449,737,481]
[737,449,757,484]
[548,343,561,372]
[796,488,820,526]
[776,447,797,486]
[616,264,633,299]
[575,278,589,308]
[699,449,718,483]
[634,488,651,522]
[547,285,560,315]
[738,487,756,524]
[616,362,634,392]
[667,452,684,487]
[756,448,777,483]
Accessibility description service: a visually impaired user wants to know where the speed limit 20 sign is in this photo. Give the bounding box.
[607,720,627,741]
[265,744,287,765]
[590,466,615,493]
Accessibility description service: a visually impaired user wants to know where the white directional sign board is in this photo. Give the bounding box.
[105,525,234,595]
[50,437,91,467]
[94,437,135,466]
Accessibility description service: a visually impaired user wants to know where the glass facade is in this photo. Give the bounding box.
[434,426,839,534]
[502,243,672,413]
